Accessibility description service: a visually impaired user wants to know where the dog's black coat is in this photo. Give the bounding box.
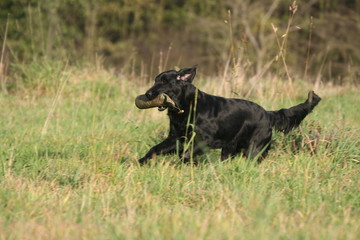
[139,67,321,164]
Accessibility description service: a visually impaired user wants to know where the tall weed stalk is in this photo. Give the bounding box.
[182,88,199,166]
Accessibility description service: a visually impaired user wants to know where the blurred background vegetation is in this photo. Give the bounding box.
[0,0,359,91]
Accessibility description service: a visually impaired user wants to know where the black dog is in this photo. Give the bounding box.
[138,67,321,164]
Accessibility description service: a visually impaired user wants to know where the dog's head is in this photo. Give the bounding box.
[143,67,197,111]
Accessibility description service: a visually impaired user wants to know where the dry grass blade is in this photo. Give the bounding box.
[0,14,9,94]
[271,0,300,86]
[41,62,70,136]
[304,16,314,80]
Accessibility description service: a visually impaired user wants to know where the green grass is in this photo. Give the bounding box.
[0,65,359,239]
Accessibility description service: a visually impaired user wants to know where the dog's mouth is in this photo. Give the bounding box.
[135,93,183,113]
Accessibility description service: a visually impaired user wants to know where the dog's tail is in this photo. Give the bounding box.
[268,91,321,133]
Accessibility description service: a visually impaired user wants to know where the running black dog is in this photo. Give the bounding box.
[138,67,321,164]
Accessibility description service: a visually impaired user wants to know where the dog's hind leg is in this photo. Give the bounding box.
[220,124,249,161]
[244,127,272,163]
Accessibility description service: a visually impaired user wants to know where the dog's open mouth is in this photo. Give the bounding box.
[135,93,181,112]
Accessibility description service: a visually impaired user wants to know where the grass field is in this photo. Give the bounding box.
[0,64,359,239]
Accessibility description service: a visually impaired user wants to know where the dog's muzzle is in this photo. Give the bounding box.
[135,93,183,113]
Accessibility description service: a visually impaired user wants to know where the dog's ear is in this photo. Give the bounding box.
[176,67,197,82]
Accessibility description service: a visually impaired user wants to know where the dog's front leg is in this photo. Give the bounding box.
[182,141,207,164]
[138,137,178,165]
